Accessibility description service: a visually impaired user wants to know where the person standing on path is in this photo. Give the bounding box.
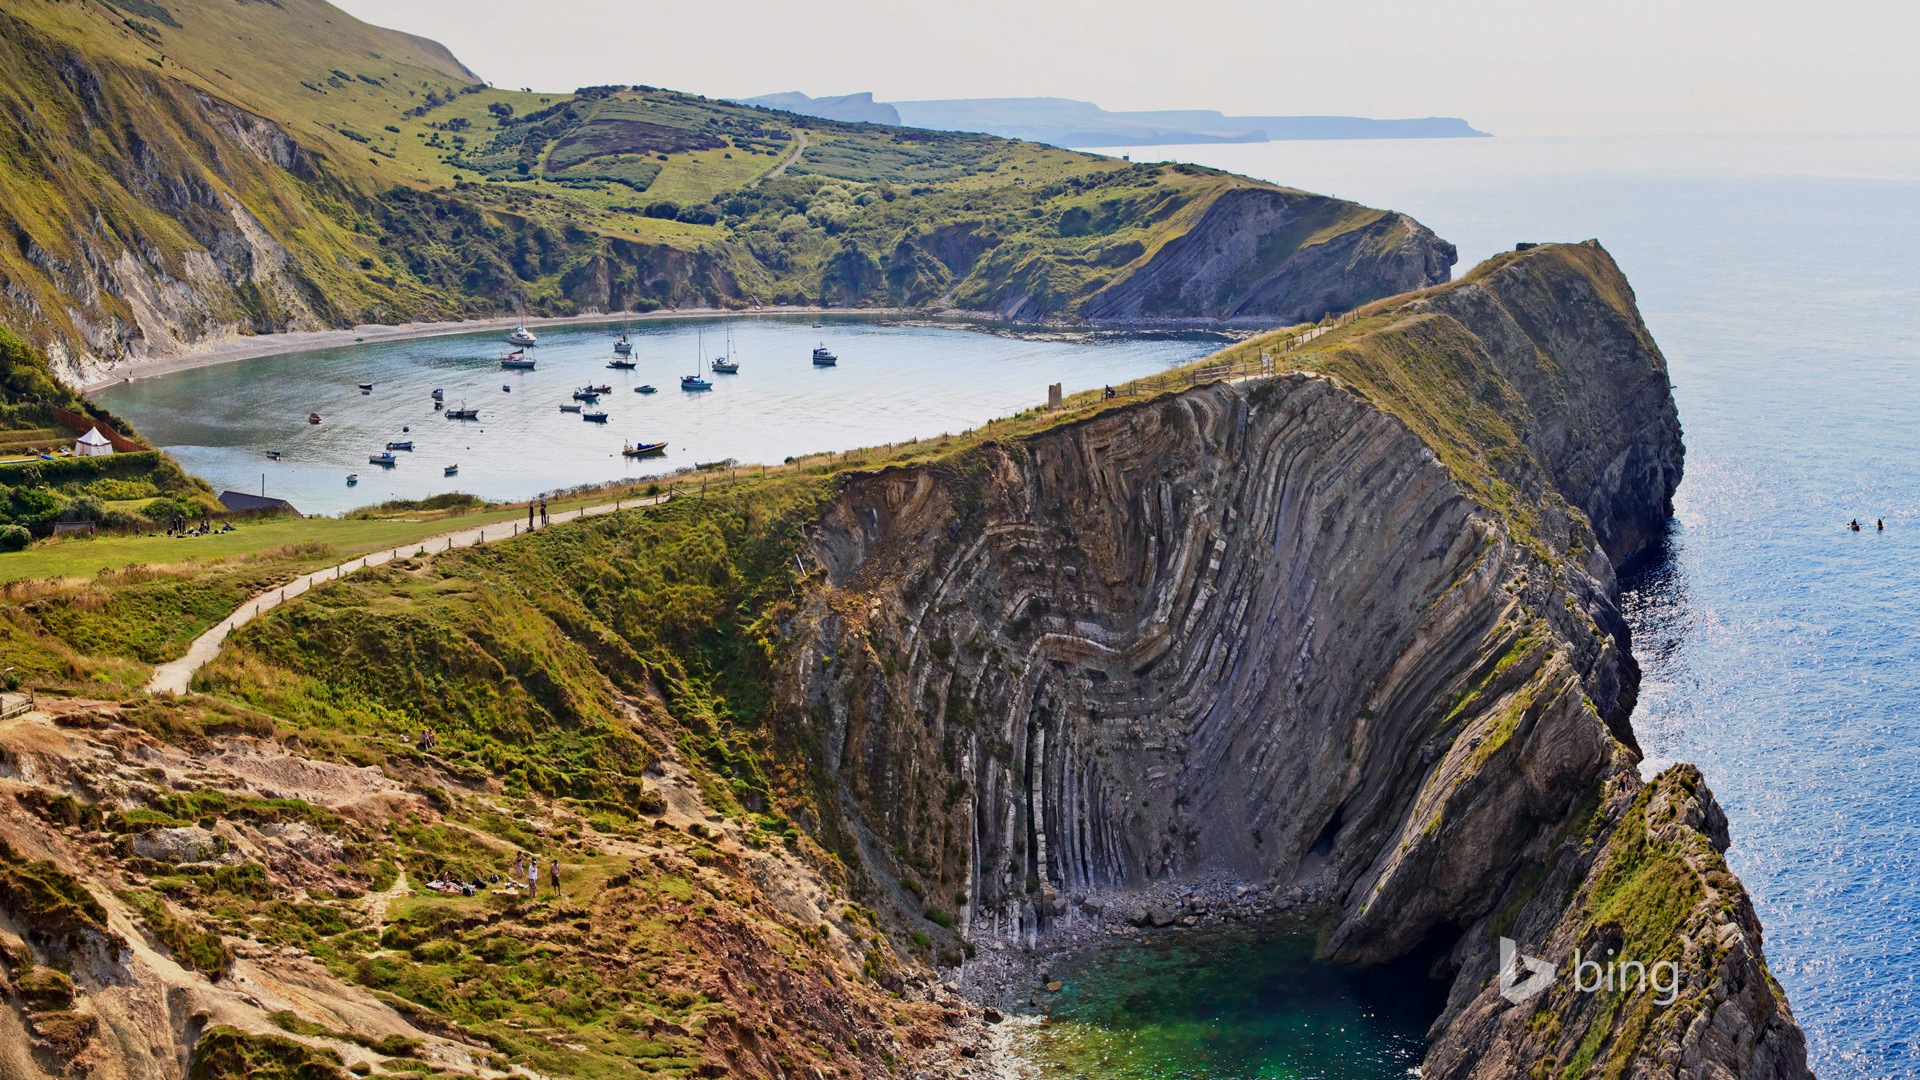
[539,498,548,526]
[528,502,535,530]
[527,857,539,898]
[548,859,560,894]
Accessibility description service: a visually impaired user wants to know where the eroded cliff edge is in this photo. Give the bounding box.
[792,241,1806,1078]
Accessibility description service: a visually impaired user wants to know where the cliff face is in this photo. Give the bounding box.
[789,242,1803,1078]
[1079,186,1457,325]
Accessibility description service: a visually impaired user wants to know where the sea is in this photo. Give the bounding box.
[100,134,1920,1076]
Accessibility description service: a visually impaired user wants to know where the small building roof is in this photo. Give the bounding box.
[217,490,301,516]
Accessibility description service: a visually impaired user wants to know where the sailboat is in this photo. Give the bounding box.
[710,327,740,374]
[613,335,634,356]
[681,331,713,391]
[500,349,536,370]
[506,325,538,347]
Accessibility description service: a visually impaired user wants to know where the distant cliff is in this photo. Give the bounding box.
[740,92,1489,146]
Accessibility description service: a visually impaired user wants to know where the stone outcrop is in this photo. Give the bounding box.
[788,241,1805,1077]
[1079,186,1457,326]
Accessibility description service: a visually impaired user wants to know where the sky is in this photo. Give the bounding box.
[332,0,1920,137]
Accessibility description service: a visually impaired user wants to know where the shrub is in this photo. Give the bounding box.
[0,524,29,551]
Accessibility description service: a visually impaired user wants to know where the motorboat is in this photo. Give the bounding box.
[431,388,444,401]
[369,451,397,466]
[503,384,512,392]
[635,385,656,394]
[446,405,479,420]
[582,410,609,423]
[559,403,582,413]
[811,344,837,366]
[613,336,633,356]
[308,413,322,424]
[386,440,414,451]
[434,401,444,411]
[573,389,600,401]
[444,464,459,477]
[346,473,358,485]
[358,382,374,391]
[622,441,668,457]
[587,383,612,394]
[265,450,281,461]
[607,358,638,370]
[506,325,538,347]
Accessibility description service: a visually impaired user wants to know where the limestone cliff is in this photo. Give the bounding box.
[788,241,1804,1078]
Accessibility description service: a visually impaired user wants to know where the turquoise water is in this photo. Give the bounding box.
[95,317,1215,516]
[1020,928,1439,1080]
[1133,135,1920,1078]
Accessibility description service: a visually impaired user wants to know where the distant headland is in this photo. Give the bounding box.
[736,92,1490,146]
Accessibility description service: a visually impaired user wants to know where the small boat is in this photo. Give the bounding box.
[559,403,582,413]
[607,358,638,370]
[265,450,281,461]
[681,374,711,391]
[503,384,512,392]
[386,440,414,451]
[369,451,397,466]
[582,411,609,423]
[500,352,537,370]
[346,473,358,486]
[308,412,322,424]
[446,405,479,420]
[506,325,538,347]
[623,441,668,457]
[711,327,740,373]
[434,401,444,411]
[431,388,444,401]
[444,464,459,477]
[572,389,600,402]
[811,322,822,329]
[613,336,634,356]
[588,383,612,394]
[635,384,657,394]
[358,382,374,391]
[812,344,837,366]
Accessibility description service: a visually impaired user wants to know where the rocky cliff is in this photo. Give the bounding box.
[789,241,1802,1077]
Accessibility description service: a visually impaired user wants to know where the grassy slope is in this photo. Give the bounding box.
[1,0,1415,363]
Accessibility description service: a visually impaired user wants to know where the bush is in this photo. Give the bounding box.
[57,496,105,523]
[0,524,29,551]
[643,201,680,220]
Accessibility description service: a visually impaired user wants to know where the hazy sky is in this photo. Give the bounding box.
[333,0,1920,136]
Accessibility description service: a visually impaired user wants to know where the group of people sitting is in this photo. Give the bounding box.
[421,852,561,899]
[416,727,440,751]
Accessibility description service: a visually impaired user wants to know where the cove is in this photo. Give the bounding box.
[1009,925,1445,1079]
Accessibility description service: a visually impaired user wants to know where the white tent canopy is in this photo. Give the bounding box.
[74,427,113,457]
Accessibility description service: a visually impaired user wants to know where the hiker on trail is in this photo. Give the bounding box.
[539,498,548,526]
[549,860,560,892]
[528,502,535,529]
[527,858,539,898]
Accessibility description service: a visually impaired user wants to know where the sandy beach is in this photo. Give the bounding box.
[78,305,912,394]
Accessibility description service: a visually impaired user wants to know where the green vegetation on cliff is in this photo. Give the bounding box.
[0,0,1449,373]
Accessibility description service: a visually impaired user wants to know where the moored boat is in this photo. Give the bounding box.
[681,373,711,391]
[506,325,538,347]
[622,441,668,457]
[431,387,445,400]
[265,450,281,460]
[446,405,479,420]
[607,358,638,370]
[588,383,612,394]
[613,336,634,356]
[386,440,414,451]
[358,382,374,391]
[711,327,740,373]
[559,403,582,413]
[444,464,459,476]
[572,389,600,401]
[308,412,322,424]
[501,350,537,370]
[346,473,358,486]
[582,410,609,423]
[635,384,656,394]
[370,451,397,466]
[811,344,837,366]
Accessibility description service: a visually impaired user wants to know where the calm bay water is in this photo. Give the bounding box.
[1123,134,1920,1078]
[96,318,1213,515]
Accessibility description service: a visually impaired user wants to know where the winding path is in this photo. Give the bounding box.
[765,130,808,180]
[145,492,669,695]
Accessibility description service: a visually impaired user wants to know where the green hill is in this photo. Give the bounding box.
[0,0,1454,384]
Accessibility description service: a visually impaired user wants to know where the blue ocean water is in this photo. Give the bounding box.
[1137,134,1920,1078]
